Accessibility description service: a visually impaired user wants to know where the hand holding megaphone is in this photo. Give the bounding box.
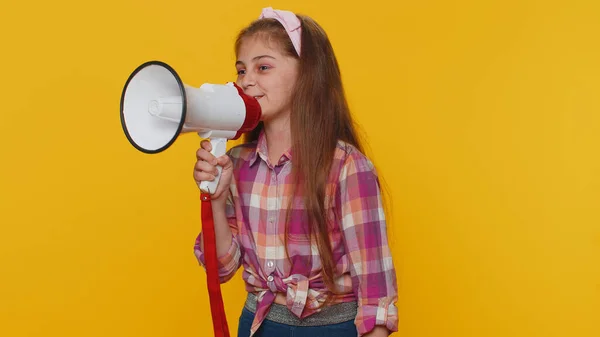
[194,139,233,201]
[120,60,261,194]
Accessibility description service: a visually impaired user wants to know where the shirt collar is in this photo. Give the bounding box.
[248,128,293,167]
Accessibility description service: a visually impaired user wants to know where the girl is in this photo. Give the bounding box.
[194,7,398,337]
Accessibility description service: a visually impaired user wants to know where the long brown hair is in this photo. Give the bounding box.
[235,14,382,298]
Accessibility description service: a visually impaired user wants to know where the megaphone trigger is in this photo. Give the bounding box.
[199,137,228,194]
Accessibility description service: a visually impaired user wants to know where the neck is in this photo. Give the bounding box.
[263,112,291,165]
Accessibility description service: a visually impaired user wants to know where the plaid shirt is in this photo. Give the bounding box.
[195,130,398,336]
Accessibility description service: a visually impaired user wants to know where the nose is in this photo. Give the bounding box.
[240,71,256,90]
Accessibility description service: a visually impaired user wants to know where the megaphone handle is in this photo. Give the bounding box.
[199,137,228,194]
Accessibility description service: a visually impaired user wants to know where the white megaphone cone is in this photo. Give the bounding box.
[120,60,261,194]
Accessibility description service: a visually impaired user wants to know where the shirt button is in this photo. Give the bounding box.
[267,260,274,269]
[267,275,274,282]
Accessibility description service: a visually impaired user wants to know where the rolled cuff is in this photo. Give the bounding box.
[194,234,241,283]
[355,297,399,336]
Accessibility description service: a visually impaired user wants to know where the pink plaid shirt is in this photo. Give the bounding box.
[195,130,398,336]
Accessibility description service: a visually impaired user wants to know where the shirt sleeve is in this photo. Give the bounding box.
[337,147,399,336]
[194,190,242,283]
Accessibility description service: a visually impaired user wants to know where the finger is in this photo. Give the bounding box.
[216,155,232,169]
[195,161,219,175]
[196,148,217,165]
[201,139,212,152]
[193,171,216,182]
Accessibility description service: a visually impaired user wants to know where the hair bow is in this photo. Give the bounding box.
[259,7,302,56]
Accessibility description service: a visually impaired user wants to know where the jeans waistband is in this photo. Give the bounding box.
[244,292,357,327]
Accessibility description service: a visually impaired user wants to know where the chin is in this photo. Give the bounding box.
[259,111,275,122]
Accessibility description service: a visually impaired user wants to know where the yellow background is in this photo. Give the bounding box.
[1,0,598,336]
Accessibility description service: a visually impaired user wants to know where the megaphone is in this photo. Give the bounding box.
[120,60,261,193]
[120,60,250,337]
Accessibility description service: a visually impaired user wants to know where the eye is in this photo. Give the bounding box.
[237,69,246,75]
[258,65,271,71]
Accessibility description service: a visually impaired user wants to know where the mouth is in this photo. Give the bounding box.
[253,95,264,100]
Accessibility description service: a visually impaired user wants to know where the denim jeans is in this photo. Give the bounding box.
[237,307,359,337]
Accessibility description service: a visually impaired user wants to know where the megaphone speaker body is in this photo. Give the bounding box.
[120,60,261,193]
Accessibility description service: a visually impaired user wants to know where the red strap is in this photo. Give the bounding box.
[201,193,230,337]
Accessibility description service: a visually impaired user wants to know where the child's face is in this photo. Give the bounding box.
[235,36,299,124]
